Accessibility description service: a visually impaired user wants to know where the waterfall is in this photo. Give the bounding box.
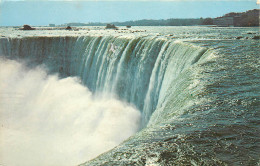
[0,35,211,126]
[1,26,259,166]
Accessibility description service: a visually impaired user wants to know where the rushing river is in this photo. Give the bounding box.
[0,26,259,166]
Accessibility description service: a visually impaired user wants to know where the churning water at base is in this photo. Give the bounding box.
[0,59,140,166]
[0,26,259,165]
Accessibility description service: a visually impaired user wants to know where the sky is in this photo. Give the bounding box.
[0,0,259,26]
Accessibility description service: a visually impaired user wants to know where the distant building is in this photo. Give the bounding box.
[213,9,259,27]
[234,16,242,27]
[49,24,55,27]
[66,23,88,26]
[213,17,234,27]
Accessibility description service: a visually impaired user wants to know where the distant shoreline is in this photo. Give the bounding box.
[1,25,259,28]
[1,9,259,28]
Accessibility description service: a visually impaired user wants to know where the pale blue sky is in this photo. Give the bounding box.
[0,1,259,26]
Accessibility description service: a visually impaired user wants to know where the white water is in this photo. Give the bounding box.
[0,58,141,166]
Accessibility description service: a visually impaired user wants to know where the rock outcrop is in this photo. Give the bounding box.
[19,25,35,30]
[236,36,243,39]
[105,24,118,29]
[252,36,260,40]
[65,26,72,30]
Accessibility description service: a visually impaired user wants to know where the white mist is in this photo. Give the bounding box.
[0,59,141,166]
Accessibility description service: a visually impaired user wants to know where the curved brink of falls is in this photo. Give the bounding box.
[0,36,209,127]
[0,35,259,165]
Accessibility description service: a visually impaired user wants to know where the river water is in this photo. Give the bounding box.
[0,26,259,165]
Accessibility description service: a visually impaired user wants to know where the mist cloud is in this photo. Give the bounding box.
[0,58,141,166]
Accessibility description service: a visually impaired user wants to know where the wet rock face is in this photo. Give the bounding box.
[20,25,35,30]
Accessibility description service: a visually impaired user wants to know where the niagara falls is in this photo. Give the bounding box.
[0,1,259,166]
